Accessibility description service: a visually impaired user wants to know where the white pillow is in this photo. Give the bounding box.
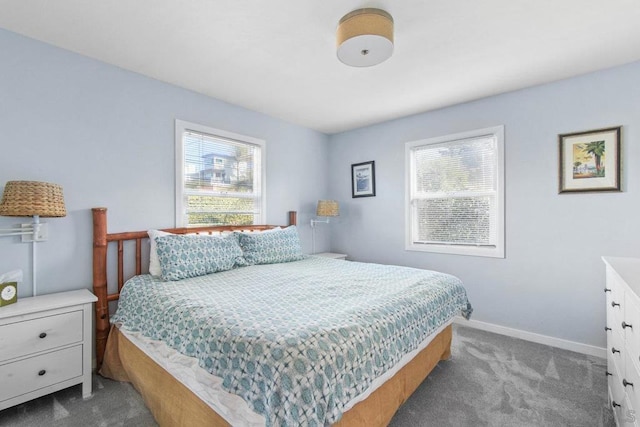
[148,229,173,277]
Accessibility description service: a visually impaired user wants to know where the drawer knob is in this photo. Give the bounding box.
[39,332,47,339]
[605,288,611,293]
[38,370,46,376]
[623,379,634,388]
[622,321,633,330]
[612,347,621,354]
[612,301,621,308]
[605,326,612,331]
[612,401,621,408]
[606,371,613,376]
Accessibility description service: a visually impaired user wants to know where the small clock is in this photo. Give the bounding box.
[0,282,17,307]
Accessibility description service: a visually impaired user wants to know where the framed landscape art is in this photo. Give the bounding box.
[558,126,621,193]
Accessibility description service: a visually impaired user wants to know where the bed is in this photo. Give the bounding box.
[93,208,472,426]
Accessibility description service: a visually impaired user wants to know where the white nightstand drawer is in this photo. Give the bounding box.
[0,310,83,361]
[0,345,83,402]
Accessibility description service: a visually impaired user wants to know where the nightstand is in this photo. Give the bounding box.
[316,252,348,260]
[0,289,97,410]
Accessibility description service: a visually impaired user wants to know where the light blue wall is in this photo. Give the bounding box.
[0,29,330,297]
[3,26,638,349]
[328,61,640,348]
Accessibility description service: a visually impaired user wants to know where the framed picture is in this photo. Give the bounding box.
[559,126,621,193]
[351,161,376,198]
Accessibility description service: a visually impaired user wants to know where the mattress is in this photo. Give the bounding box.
[111,256,472,426]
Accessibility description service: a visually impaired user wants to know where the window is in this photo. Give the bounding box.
[405,126,504,258]
[175,120,265,227]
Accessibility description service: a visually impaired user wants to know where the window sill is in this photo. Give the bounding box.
[405,243,504,258]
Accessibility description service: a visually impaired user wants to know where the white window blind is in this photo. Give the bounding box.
[406,126,504,258]
[175,120,265,227]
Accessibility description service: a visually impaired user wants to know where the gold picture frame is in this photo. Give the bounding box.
[558,126,621,193]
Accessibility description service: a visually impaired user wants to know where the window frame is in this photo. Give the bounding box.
[405,125,505,258]
[175,119,266,227]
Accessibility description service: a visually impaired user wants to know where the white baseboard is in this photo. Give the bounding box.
[454,317,606,359]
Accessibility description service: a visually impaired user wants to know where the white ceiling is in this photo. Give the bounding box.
[1,1,640,134]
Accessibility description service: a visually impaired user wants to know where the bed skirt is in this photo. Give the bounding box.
[100,324,453,426]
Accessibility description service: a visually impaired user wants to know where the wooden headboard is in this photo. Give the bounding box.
[91,207,297,367]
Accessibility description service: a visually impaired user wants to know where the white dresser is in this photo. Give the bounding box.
[604,257,640,426]
[0,289,97,410]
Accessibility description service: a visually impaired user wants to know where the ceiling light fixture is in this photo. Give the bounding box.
[336,8,394,67]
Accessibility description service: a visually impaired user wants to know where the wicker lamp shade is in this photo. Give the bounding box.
[0,181,67,217]
[316,200,339,217]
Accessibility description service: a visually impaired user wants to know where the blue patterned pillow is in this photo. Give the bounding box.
[237,226,305,265]
[155,234,246,281]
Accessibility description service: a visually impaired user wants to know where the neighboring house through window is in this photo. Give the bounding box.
[175,120,265,227]
[405,125,505,258]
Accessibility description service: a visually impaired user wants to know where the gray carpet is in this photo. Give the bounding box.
[390,326,614,427]
[0,325,614,426]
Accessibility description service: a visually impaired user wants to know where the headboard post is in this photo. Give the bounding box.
[288,211,297,226]
[92,207,109,368]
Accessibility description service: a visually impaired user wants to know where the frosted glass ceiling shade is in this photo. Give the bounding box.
[336,8,394,67]
[316,200,339,217]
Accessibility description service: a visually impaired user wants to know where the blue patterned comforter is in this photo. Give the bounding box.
[112,256,472,426]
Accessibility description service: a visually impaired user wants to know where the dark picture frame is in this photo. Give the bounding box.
[558,126,621,193]
[351,161,376,198]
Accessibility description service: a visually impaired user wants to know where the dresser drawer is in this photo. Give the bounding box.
[624,352,640,419]
[0,345,83,402]
[626,291,640,362]
[607,268,624,302]
[609,294,625,335]
[0,310,83,361]
[611,328,625,367]
[604,258,640,422]
[607,273,624,331]
[610,366,626,422]
[623,394,640,426]
[607,296,619,336]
